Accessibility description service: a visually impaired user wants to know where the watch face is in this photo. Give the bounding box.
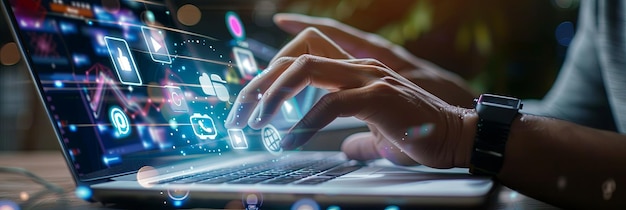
[478,94,522,109]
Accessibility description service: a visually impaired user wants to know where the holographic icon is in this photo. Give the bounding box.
[233,47,258,79]
[262,124,282,155]
[141,26,172,64]
[104,36,142,85]
[199,73,230,102]
[190,113,218,140]
[165,86,188,112]
[281,98,302,122]
[109,106,131,137]
[116,48,131,71]
[102,154,122,166]
[228,129,248,149]
[226,11,245,40]
[242,193,263,210]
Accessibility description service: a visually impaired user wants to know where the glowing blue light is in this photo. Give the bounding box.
[75,186,92,200]
[69,124,77,132]
[54,80,63,88]
[384,205,400,210]
[173,200,183,207]
[102,155,121,166]
[291,198,319,210]
[327,205,341,210]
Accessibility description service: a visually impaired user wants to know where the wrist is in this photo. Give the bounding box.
[454,108,478,168]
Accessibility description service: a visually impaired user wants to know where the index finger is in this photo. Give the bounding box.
[270,27,353,64]
[273,13,415,70]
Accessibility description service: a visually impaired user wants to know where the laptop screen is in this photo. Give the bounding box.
[3,0,305,179]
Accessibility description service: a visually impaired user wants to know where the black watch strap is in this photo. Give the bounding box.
[469,119,510,176]
[469,94,522,176]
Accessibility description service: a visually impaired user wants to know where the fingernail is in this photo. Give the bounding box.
[225,103,240,126]
[225,111,234,126]
[248,102,264,127]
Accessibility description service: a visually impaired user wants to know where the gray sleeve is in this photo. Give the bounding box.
[521,0,617,131]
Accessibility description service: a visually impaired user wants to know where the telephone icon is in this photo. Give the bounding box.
[190,113,217,140]
[198,119,213,133]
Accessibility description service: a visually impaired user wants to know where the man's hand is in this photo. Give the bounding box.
[225,28,476,168]
[273,13,477,107]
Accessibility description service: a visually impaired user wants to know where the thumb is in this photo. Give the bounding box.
[341,131,420,166]
[341,132,382,161]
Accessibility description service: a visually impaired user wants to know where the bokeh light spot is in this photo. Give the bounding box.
[1,42,20,66]
[173,200,182,207]
[384,205,399,210]
[557,176,567,190]
[226,11,246,40]
[177,4,201,26]
[19,192,28,201]
[242,193,263,209]
[142,10,156,24]
[407,123,435,138]
[101,0,120,13]
[602,178,616,200]
[75,186,92,200]
[167,188,189,201]
[0,200,19,210]
[291,198,319,210]
[555,21,575,47]
[553,0,575,9]
[137,166,159,188]
[327,205,341,210]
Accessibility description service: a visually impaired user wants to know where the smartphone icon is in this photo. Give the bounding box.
[190,113,218,140]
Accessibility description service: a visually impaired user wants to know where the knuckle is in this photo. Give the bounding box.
[272,56,295,66]
[295,54,317,66]
[380,76,403,85]
[318,92,340,106]
[300,27,323,38]
[361,58,385,67]
[368,79,396,93]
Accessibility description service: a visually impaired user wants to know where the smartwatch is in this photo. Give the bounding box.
[469,94,523,176]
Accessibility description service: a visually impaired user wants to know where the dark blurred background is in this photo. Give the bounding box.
[0,0,579,150]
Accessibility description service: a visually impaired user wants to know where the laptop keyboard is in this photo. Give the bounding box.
[153,158,361,185]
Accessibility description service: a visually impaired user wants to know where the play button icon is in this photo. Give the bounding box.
[141,26,171,64]
[151,37,162,52]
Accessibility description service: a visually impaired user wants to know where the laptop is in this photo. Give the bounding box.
[1,0,496,208]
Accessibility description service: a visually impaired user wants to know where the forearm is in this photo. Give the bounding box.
[496,114,625,209]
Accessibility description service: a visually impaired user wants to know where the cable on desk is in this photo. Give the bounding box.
[0,166,64,193]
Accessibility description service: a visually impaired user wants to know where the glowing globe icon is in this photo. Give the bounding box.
[262,124,282,155]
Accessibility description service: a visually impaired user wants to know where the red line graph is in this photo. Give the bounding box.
[84,63,166,119]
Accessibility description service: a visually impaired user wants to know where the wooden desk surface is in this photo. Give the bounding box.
[0,152,561,210]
